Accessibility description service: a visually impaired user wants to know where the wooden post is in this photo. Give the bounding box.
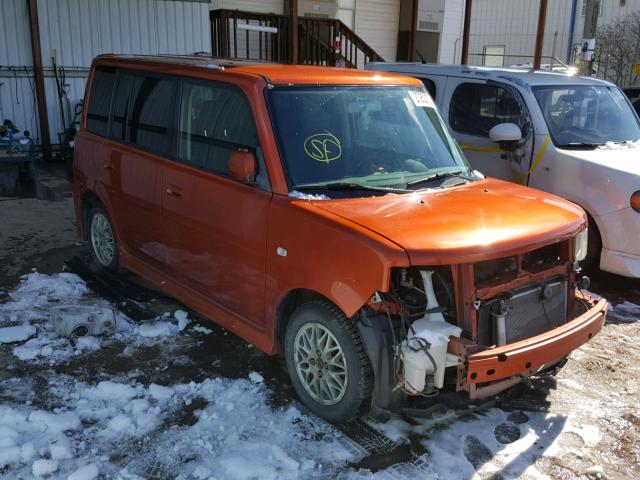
[533,0,548,70]
[26,0,51,160]
[461,0,472,64]
[409,0,419,62]
[289,0,299,64]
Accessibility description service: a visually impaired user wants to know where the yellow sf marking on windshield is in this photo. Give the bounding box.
[513,134,551,183]
[304,131,342,163]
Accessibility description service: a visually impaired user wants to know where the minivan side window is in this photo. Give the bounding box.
[177,81,258,176]
[128,75,176,156]
[86,67,115,137]
[449,83,521,137]
[421,78,437,99]
[110,72,134,141]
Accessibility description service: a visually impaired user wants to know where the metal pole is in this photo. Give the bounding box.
[533,0,548,70]
[26,0,51,160]
[409,0,419,62]
[583,0,599,75]
[289,0,299,64]
[461,0,472,64]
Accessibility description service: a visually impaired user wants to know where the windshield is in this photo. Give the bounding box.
[533,85,640,148]
[267,86,471,192]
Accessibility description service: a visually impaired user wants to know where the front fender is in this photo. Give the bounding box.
[265,195,409,349]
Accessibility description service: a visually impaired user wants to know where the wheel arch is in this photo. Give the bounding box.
[275,288,339,347]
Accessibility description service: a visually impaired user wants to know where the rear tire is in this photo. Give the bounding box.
[88,206,119,271]
[284,300,373,423]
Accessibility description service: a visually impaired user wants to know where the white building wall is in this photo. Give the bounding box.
[354,0,401,61]
[214,0,285,14]
[0,0,210,146]
[467,0,575,67]
[438,0,465,64]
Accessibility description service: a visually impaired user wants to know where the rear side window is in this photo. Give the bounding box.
[449,83,522,137]
[177,81,258,175]
[86,67,115,137]
[128,75,176,156]
[110,73,134,141]
[421,78,437,99]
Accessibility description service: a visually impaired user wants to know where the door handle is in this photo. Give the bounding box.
[165,187,183,198]
[103,163,114,170]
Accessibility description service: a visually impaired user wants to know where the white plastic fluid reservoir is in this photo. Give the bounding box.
[400,271,462,393]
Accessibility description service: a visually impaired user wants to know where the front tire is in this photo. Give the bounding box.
[89,206,119,271]
[284,300,373,423]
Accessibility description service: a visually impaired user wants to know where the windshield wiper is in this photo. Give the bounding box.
[557,142,604,149]
[405,170,476,189]
[292,182,410,193]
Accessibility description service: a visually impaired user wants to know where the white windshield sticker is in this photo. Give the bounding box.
[409,90,435,108]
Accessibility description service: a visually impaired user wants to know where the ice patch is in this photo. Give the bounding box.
[0,324,36,343]
[137,319,179,337]
[192,325,213,335]
[289,190,331,200]
[149,383,174,401]
[248,371,264,383]
[0,272,87,322]
[174,310,190,331]
[68,464,99,480]
[32,458,58,476]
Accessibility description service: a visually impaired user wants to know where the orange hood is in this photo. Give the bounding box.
[311,178,586,265]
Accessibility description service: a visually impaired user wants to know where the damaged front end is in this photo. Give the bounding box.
[357,238,608,412]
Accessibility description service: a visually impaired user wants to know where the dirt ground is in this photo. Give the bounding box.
[0,195,638,479]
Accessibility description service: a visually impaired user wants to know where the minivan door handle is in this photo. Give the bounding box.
[165,186,183,198]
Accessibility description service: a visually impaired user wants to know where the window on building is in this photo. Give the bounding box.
[483,46,505,67]
[110,72,133,141]
[449,83,523,137]
[86,68,115,137]
[177,81,258,176]
[128,75,177,156]
[581,0,604,16]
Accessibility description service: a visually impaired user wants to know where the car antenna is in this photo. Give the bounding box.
[415,49,426,64]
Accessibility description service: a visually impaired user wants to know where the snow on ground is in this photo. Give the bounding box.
[1,271,638,479]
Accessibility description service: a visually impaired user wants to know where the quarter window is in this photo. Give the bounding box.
[177,81,258,175]
[449,83,522,137]
[128,75,176,156]
[86,68,115,137]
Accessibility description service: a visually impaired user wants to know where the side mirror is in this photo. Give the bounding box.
[489,123,522,143]
[228,150,257,183]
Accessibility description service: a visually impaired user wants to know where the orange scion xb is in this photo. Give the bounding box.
[73,55,607,422]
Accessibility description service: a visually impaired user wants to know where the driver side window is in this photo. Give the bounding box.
[449,83,523,137]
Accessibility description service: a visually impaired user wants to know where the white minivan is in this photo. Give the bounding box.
[367,63,640,278]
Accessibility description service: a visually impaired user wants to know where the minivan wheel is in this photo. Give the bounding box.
[284,300,373,423]
[89,206,118,270]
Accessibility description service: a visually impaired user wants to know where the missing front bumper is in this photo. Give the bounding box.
[464,294,607,397]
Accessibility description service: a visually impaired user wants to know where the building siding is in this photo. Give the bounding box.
[0,0,210,145]
[354,0,401,62]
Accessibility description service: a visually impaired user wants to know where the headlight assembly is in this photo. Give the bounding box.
[573,228,588,262]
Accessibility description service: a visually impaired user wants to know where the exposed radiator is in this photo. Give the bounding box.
[477,278,568,345]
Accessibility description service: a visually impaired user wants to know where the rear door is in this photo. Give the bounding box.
[161,79,271,327]
[104,71,176,268]
[443,78,530,182]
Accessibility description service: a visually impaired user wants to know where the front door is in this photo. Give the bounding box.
[161,79,270,327]
[444,79,532,183]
